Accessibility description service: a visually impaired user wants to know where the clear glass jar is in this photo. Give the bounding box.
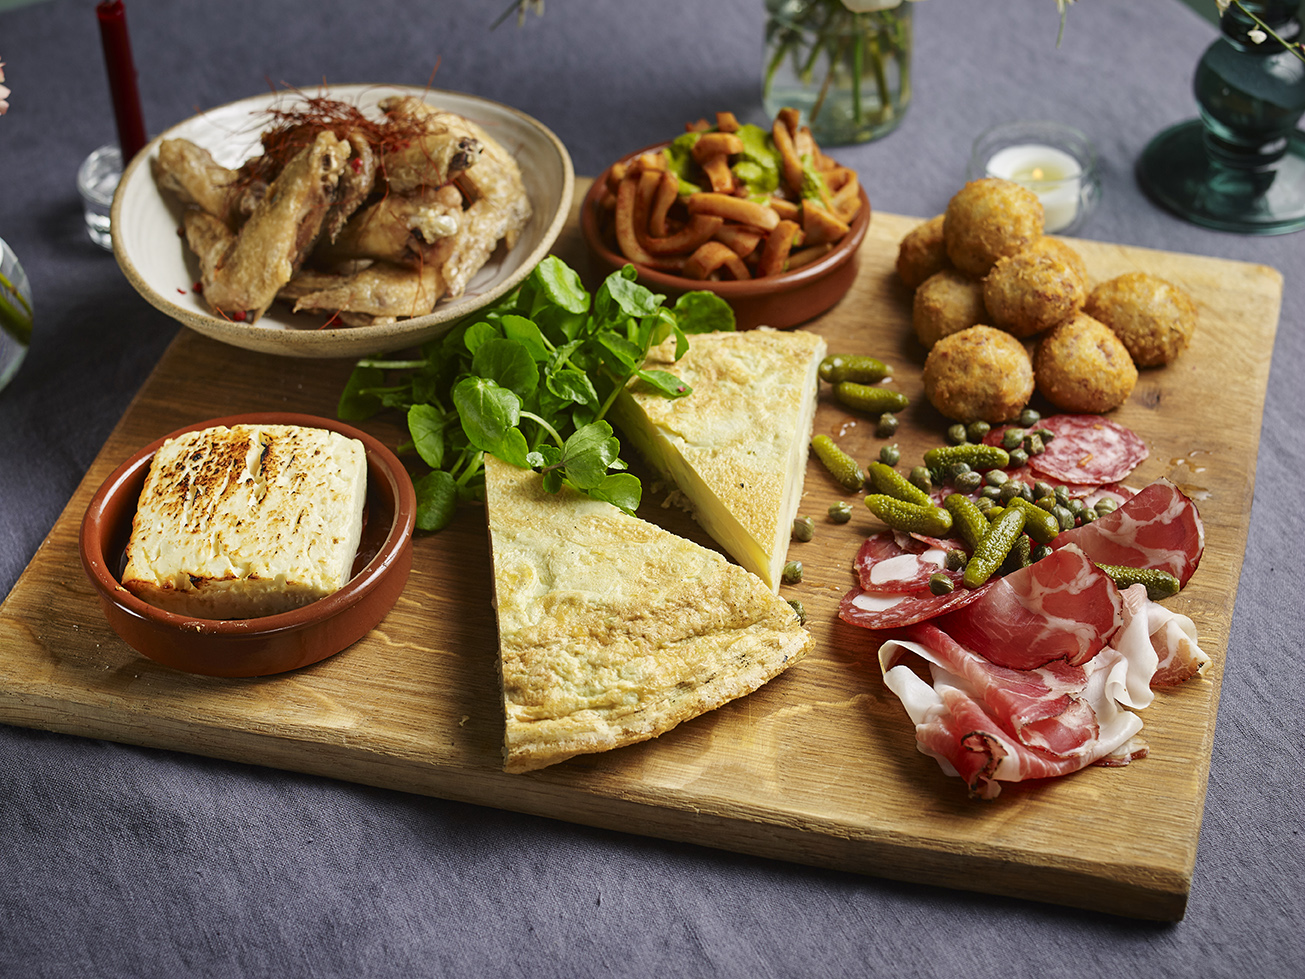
[0,238,33,392]
[762,0,913,146]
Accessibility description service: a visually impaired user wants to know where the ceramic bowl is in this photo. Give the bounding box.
[79,413,416,678]
[580,144,870,331]
[112,85,574,359]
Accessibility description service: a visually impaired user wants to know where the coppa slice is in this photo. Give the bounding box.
[609,328,827,591]
[482,454,811,774]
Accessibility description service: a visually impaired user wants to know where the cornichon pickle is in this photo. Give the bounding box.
[963,506,1026,589]
[864,494,954,537]
[1000,532,1033,575]
[1004,497,1060,544]
[834,380,910,415]
[922,443,1010,473]
[944,493,989,551]
[819,354,893,385]
[1097,564,1181,601]
[868,461,933,507]
[811,435,865,491]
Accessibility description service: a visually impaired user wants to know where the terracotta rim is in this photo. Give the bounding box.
[79,412,416,639]
[579,141,870,297]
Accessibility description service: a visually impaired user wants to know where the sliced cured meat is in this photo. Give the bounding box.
[986,414,1148,485]
[935,545,1124,671]
[854,531,966,595]
[1050,478,1204,586]
[879,619,1157,799]
[1114,583,1212,686]
[839,583,991,631]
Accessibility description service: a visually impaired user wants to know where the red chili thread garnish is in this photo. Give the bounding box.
[232,310,247,322]
[192,281,203,294]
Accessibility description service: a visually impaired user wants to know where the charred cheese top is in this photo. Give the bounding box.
[482,454,811,774]
[608,329,827,591]
[122,424,367,619]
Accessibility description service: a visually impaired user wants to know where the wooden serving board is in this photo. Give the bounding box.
[0,189,1283,920]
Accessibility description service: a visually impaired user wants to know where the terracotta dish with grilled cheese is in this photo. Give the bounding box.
[121,423,367,619]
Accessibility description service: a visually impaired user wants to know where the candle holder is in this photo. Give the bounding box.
[1136,1,1305,236]
[76,144,122,251]
[967,121,1101,235]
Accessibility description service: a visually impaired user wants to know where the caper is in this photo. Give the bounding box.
[876,413,899,438]
[879,443,901,466]
[943,461,972,483]
[1035,495,1058,512]
[984,469,1009,487]
[929,573,955,596]
[954,470,983,493]
[999,481,1023,505]
[909,465,933,494]
[787,599,807,625]
[1019,481,1035,503]
[1023,432,1045,456]
[1095,498,1119,517]
[1033,480,1055,500]
[946,423,969,445]
[966,420,991,442]
[979,484,1002,500]
[828,501,854,524]
[974,495,995,514]
[1008,447,1030,467]
[945,549,968,572]
[791,515,815,542]
[782,560,804,584]
[1067,498,1087,517]
[1052,504,1075,531]
[1033,427,1055,445]
[1001,427,1027,451]
[1054,484,1071,506]
[1031,544,1053,562]
[1018,408,1042,428]
[1079,506,1097,524]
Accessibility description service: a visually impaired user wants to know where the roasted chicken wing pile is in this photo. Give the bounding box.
[153,95,532,326]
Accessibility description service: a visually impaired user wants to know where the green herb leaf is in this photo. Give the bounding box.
[453,376,521,450]
[587,471,642,513]
[407,403,446,469]
[472,337,539,397]
[463,320,500,355]
[673,290,736,334]
[560,421,622,490]
[415,470,459,532]
[499,314,551,361]
[337,365,384,421]
[636,369,692,399]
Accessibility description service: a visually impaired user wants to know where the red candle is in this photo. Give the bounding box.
[96,1,147,162]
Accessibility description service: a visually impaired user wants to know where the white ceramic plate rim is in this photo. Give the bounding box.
[112,84,574,359]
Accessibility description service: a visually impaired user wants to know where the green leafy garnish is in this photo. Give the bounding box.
[339,257,734,531]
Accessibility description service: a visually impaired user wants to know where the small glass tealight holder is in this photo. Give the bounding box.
[76,144,123,251]
[967,121,1101,235]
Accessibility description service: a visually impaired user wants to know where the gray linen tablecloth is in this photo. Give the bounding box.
[1,0,1301,975]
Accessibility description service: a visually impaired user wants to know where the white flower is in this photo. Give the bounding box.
[1248,27,1267,43]
[1215,0,1231,13]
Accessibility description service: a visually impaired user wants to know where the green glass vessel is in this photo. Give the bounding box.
[1137,0,1305,235]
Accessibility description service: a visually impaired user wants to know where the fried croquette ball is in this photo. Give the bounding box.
[1034,312,1139,413]
[1039,237,1089,286]
[922,325,1034,424]
[896,214,949,289]
[913,269,987,349]
[983,238,1088,339]
[943,178,1044,278]
[1085,272,1198,367]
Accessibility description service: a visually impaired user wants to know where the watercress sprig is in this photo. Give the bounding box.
[337,256,734,531]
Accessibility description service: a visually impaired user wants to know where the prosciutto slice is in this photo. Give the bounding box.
[880,619,1156,799]
[1050,478,1205,586]
[1114,583,1212,686]
[935,545,1124,671]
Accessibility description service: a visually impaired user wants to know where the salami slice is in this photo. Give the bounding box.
[1049,478,1205,586]
[839,583,991,631]
[985,414,1148,486]
[854,531,966,595]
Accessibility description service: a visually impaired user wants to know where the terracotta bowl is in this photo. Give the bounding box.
[580,144,870,331]
[79,412,416,678]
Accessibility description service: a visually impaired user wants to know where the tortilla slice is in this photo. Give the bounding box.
[608,328,827,591]
[483,454,811,774]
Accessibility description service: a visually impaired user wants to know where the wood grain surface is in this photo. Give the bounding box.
[0,186,1283,920]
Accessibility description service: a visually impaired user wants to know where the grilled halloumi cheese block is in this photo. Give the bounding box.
[122,424,367,619]
[483,454,811,774]
[608,329,827,592]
